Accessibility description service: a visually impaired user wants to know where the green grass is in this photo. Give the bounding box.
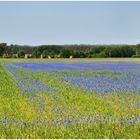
[1,57,140,63]
[0,59,140,138]
[51,70,121,76]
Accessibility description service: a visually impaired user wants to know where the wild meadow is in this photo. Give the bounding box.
[0,59,140,139]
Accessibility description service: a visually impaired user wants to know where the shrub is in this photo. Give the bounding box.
[132,55,140,58]
[17,50,25,58]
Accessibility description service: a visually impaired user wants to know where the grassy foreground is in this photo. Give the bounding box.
[0,59,140,138]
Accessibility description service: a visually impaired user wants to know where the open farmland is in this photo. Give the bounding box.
[0,58,140,138]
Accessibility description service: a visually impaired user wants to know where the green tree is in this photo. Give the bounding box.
[73,51,86,58]
[42,50,49,58]
[60,49,74,58]
[17,50,25,58]
[89,46,105,57]
[0,43,7,56]
[32,49,41,58]
[135,44,140,56]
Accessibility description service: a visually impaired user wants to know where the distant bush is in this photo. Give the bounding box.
[12,54,18,58]
[17,50,25,58]
[90,52,106,58]
[95,52,106,58]
[132,55,140,58]
[3,54,13,58]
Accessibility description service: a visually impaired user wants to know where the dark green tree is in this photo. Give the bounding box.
[42,50,49,58]
[60,49,74,58]
[0,43,7,56]
[32,49,41,58]
[135,44,140,56]
[17,50,25,58]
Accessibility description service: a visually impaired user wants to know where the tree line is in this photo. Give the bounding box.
[0,43,140,58]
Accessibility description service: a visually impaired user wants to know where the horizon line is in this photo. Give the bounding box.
[5,43,139,46]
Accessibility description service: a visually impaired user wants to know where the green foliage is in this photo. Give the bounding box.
[73,51,87,58]
[135,45,140,56]
[104,46,135,57]
[42,50,49,58]
[38,45,62,55]
[32,49,41,58]
[17,50,25,58]
[0,43,6,56]
[132,55,140,58]
[91,51,106,58]
[0,43,138,58]
[90,46,105,55]
[60,49,74,58]
[2,54,13,58]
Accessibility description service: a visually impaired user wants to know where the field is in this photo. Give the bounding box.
[0,58,140,139]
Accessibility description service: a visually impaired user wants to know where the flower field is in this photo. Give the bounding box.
[0,59,140,138]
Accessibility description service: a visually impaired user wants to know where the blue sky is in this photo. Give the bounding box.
[0,1,140,45]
